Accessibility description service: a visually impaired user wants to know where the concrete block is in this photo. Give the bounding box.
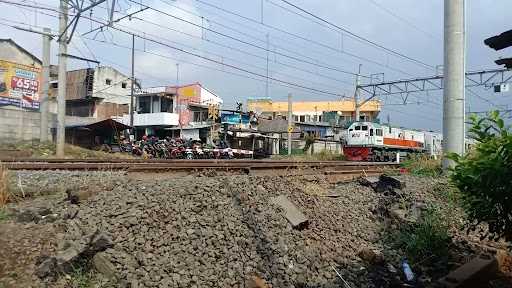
[271,195,308,229]
[438,254,498,287]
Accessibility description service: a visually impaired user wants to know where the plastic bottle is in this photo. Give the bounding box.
[401,259,415,282]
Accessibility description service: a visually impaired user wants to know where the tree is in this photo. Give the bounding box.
[448,111,512,241]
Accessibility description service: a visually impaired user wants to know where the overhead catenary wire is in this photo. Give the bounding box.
[277,0,435,70]
[124,0,371,79]
[192,0,414,76]
[366,0,441,41]
[2,3,351,98]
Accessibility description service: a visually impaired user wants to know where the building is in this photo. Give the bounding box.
[49,66,137,119]
[120,83,222,142]
[247,98,381,125]
[0,39,54,141]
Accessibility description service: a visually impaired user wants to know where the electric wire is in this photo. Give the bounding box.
[277,0,435,69]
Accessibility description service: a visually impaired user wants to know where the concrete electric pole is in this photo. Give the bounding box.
[287,93,292,156]
[354,64,362,122]
[130,34,135,139]
[442,0,466,169]
[56,0,68,157]
[40,28,51,142]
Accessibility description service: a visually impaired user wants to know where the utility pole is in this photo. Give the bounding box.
[287,93,292,156]
[266,33,269,99]
[40,27,51,142]
[354,64,362,122]
[56,0,68,157]
[176,63,182,138]
[130,34,135,140]
[443,0,466,169]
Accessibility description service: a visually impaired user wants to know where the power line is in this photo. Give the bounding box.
[192,0,414,76]
[277,0,435,69]
[124,0,370,79]
[366,0,441,41]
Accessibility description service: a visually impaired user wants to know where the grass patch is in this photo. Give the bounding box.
[69,264,95,288]
[401,155,442,177]
[386,205,451,266]
[0,141,133,159]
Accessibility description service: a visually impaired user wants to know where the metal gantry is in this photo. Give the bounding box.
[357,68,512,105]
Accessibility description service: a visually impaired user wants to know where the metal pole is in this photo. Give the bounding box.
[40,27,51,142]
[287,93,292,155]
[442,0,466,169]
[266,33,269,99]
[354,64,362,122]
[130,34,135,139]
[56,0,68,157]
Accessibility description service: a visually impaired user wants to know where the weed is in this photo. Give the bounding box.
[0,208,9,221]
[0,165,10,206]
[386,205,451,266]
[70,265,94,288]
[401,155,442,177]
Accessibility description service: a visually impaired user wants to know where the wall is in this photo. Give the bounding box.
[93,66,132,105]
[0,108,54,142]
[181,129,200,140]
[95,102,129,119]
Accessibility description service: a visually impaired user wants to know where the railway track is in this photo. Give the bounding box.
[0,159,399,182]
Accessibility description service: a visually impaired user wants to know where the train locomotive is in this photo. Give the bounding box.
[343,121,443,162]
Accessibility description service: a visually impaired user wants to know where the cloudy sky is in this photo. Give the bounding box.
[1,0,511,131]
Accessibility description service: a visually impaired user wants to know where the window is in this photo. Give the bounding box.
[355,126,361,131]
[160,97,173,113]
[193,111,202,122]
[299,115,305,122]
[318,116,322,122]
[294,115,299,121]
[370,129,374,136]
[362,125,368,131]
[349,129,353,132]
[51,82,58,88]
[138,96,151,113]
[105,79,112,85]
[306,115,311,122]
[121,82,127,89]
[376,129,383,136]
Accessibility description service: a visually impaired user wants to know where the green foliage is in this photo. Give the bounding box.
[388,205,451,265]
[401,154,442,177]
[448,111,512,241]
[70,265,94,288]
[302,135,315,153]
[0,208,9,221]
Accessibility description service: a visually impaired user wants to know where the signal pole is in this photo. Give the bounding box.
[56,0,68,157]
[443,0,466,169]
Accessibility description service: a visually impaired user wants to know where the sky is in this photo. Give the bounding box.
[1,0,511,131]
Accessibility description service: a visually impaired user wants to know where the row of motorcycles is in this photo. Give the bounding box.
[120,137,236,159]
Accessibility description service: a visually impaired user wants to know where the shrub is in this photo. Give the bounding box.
[0,165,9,206]
[448,111,512,241]
[401,154,442,177]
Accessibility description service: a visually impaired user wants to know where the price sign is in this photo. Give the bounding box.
[11,76,39,93]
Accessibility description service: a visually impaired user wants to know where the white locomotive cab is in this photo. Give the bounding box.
[347,122,384,147]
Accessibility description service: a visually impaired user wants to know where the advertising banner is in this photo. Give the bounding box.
[0,60,41,110]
